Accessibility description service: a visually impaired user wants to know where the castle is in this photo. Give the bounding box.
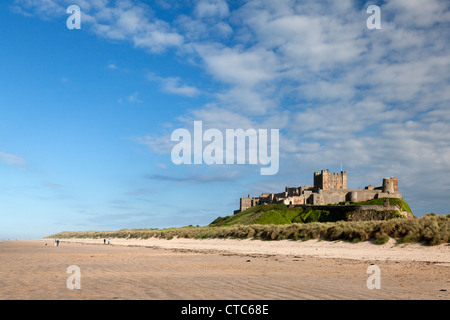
[236,170,403,214]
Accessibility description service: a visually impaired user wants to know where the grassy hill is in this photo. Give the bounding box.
[209,204,341,226]
[209,198,412,227]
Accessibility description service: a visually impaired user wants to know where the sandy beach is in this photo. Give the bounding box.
[0,238,448,300]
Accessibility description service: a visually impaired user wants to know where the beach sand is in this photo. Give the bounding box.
[0,238,448,300]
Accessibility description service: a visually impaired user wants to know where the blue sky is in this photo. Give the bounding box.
[1,0,449,239]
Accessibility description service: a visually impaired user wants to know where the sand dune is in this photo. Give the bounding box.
[0,239,448,300]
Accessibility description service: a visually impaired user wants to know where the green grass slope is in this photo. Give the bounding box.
[210,198,413,227]
[209,203,347,227]
[345,197,412,213]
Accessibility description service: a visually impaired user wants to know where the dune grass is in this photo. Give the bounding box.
[47,213,449,246]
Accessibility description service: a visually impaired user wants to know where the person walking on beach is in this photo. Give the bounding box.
[56,239,60,247]
[104,238,106,245]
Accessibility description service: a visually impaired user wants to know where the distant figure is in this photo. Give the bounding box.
[108,239,110,245]
[54,239,57,247]
[56,239,60,247]
[103,238,106,245]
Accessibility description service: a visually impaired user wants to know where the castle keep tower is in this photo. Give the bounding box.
[314,170,347,192]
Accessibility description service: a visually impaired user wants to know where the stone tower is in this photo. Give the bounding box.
[314,169,347,192]
[382,177,398,193]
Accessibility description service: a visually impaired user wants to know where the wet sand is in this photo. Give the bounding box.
[0,239,448,300]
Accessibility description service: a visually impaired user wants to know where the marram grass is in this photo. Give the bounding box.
[46,213,449,246]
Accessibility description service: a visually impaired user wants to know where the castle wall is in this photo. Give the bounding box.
[236,170,402,214]
[283,196,307,205]
[346,189,380,202]
[320,190,347,204]
[376,192,403,200]
[313,189,403,205]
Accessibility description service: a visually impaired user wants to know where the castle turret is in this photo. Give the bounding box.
[382,178,395,193]
[350,191,358,202]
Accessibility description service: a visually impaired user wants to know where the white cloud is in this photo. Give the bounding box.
[161,78,200,97]
[12,0,65,18]
[128,91,142,103]
[13,0,184,53]
[147,73,200,97]
[195,45,278,87]
[383,0,450,28]
[135,134,173,155]
[175,15,232,41]
[181,104,256,131]
[0,152,26,166]
[194,0,229,19]
[191,44,280,114]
